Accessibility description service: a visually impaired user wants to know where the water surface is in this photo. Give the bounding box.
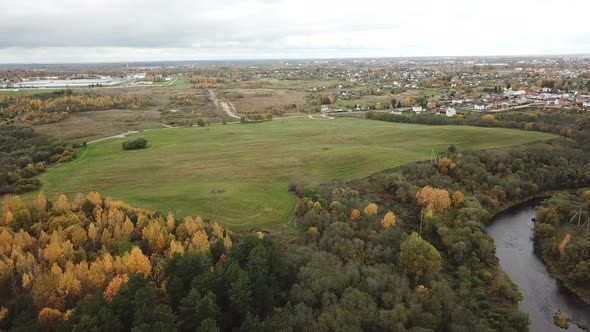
[486,201,590,331]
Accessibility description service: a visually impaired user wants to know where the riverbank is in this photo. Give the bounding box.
[542,257,590,305]
[531,190,590,306]
[486,200,590,332]
[487,190,590,306]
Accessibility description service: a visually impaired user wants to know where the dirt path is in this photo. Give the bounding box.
[86,114,323,145]
[308,114,335,120]
[208,89,240,118]
[87,131,139,144]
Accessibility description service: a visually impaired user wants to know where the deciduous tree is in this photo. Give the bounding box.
[380,211,396,229]
[400,232,442,283]
[364,203,378,217]
[104,274,129,303]
[124,246,151,278]
[350,209,361,221]
[416,186,451,213]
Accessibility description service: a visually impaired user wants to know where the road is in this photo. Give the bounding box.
[207,89,240,118]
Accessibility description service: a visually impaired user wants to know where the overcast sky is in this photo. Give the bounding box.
[0,0,589,63]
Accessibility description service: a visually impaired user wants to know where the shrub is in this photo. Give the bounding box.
[122,138,148,150]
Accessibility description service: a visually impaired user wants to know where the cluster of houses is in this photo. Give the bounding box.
[436,87,590,113]
[406,105,457,117]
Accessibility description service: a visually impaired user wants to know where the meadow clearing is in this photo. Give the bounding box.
[31,117,555,231]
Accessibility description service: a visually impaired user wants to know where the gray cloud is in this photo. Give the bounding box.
[0,0,589,63]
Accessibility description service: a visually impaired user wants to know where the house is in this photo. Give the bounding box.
[320,105,330,113]
[583,101,590,108]
[501,102,509,109]
[446,108,457,117]
[504,89,526,97]
[451,99,464,105]
[474,104,485,111]
[412,105,423,113]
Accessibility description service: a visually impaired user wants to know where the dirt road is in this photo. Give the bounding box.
[207,89,240,118]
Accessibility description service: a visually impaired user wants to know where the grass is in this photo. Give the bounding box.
[0,88,74,97]
[34,109,164,143]
[30,117,555,232]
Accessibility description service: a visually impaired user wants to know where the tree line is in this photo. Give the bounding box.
[0,125,76,195]
[366,109,590,150]
[534,191,590,303]
[0,90,149,125]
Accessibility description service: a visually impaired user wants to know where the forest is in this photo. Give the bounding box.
[534,191,590,303]
[0,90,149,125]
[0,125,75,195]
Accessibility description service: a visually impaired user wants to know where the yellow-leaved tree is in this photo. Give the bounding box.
[103,274,129,303]
[191,230,211,254]
[124,246,151,278]
[416,186,451,213]
[364,203,378,217]
[452,191,465,206]
[223,235,233,248]
[308,227,319,241]
[166,212,176,231]
[381,211,396,229]
[33,191,48,211]
[559,233,571,253]
[87,223,98,245]
[212,222,224,239]
[3,211,13,225]
[169,240,185,257]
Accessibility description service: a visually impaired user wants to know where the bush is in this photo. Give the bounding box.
[122,138,148,150]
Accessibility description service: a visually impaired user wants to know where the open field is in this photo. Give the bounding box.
[222,88,307,115]
[29,117,554,231]
[34,109,163,143]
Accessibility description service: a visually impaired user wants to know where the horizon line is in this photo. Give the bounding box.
[1,53,589,66]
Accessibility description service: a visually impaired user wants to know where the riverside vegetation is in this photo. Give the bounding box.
[534,191,590,304]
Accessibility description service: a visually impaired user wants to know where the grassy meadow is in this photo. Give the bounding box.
[31,117,555,231]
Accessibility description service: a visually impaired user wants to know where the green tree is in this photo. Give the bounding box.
[400,233,442,283]
[179,290,219,331]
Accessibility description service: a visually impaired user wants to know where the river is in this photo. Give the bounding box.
[486,201,590,331]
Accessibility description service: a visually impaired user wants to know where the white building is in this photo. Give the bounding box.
[504,88,526,97]
[446,108,457,117]
[412,105,423,113]
[474,104,485,111]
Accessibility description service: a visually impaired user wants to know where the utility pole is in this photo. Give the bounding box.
[419,208,424,236]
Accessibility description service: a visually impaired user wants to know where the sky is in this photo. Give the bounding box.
[0,0,589,63]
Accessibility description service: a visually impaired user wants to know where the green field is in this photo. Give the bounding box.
[32,117,554,231]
